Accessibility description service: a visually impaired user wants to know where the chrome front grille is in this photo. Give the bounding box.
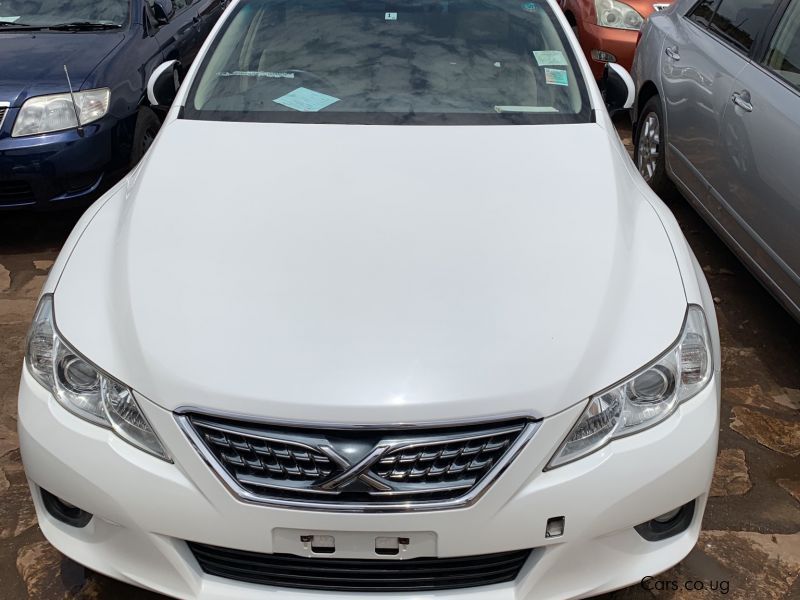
[373,431,518,488]
[194,419,335,489]
[180,413,538,511]
[0,106,7,129]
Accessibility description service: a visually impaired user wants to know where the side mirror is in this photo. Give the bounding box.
[152,0,175,25]
[147,60,181,107]
[602,63,635,115]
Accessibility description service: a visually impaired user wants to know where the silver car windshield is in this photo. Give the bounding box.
[184,0,592,125]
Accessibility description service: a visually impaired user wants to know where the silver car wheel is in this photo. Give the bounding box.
[637,112,660,182]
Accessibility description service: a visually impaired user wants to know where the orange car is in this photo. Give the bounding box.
[559,0,672,79]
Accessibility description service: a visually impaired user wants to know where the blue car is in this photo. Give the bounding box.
[0,0,224,209]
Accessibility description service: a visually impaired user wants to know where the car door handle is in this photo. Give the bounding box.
[731,91,753,112]
[664,46,680,60]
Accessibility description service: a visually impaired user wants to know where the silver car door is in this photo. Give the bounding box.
[717,0,800,314]
[660,0,751,202]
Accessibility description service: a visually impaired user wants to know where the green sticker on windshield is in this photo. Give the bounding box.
[544,68,569,86]
[533,50,567,66]
[273,87,340,112]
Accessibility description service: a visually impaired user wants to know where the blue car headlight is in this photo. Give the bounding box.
[12,88,110,137]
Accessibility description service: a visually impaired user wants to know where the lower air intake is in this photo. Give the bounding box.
[188,542,531,592]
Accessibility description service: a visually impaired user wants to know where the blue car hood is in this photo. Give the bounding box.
[0,31,125,106]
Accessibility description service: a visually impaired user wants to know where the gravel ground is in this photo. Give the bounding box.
[0,118,798,599]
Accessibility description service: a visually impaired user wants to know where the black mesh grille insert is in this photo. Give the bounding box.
[0,180,35,206]
[188,542,530,592]
[183,413,535,509]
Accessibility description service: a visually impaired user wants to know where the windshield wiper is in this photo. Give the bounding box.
[0,21,37,29]
[45,21,121,30]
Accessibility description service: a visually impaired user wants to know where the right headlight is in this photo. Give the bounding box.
[547,305,712,469]
[594,0,644,30]
[25,294,170,461]
[12,88,110,137]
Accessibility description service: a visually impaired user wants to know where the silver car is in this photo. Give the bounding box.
[631,0,800,320]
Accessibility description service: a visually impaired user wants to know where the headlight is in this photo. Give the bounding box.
[547,305,712,469]
[12,88,110,137]
[25,295,170,461]
[594,0,644,30]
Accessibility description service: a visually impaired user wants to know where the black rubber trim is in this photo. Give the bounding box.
[635,499,696,542]
[40,488,93,528]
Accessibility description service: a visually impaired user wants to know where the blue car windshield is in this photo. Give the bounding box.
[0,0,128,27]
[184,0,592,125]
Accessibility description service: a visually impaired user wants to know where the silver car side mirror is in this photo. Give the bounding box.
[602,63,635,115]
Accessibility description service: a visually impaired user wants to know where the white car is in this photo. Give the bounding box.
[18,0,720,598]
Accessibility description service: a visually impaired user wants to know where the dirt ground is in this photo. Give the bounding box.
[0,119,798,599]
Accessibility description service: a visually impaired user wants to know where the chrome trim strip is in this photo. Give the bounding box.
[174,404,540,429]
[0,102,8,131]
[176,413,540,513]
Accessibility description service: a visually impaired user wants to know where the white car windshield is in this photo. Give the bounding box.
[184,0,592,125]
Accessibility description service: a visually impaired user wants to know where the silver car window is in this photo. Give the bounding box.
[685,0,775,52]
[764,0,800,89]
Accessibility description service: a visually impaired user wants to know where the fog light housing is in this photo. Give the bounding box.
[635,500,695,541]
[591,50,617,63]
[653,507,682,523]
[40,488,93,528]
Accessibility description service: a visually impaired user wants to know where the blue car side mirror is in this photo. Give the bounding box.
[153,0,175,25]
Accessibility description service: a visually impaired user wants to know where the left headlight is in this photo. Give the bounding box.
[25,295,170,461]
[594,0,644,30]
[12,88,110,137]
[547,305,712,469]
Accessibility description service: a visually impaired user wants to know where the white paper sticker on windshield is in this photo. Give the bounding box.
[544,68,569,86]
[273,87,340,112]
[494,105,559,113]
[385,12,398,20]
[533,51,568,66]
[217,70,295,79]
[0,16,21,22]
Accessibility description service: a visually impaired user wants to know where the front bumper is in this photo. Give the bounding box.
[0,112,130,209]
[19,367,719,600]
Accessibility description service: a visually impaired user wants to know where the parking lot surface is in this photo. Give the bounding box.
[0,120,798,599]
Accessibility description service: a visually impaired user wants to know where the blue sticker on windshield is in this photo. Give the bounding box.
[521,2,537,11]
[544,68,569,86]
[273,87,339,112]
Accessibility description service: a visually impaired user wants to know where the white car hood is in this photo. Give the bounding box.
[55,119,686,422]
